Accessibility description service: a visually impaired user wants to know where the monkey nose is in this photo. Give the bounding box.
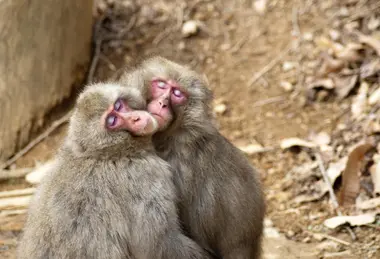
[159,99,169,108]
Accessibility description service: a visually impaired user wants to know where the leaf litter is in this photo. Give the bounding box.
[278,2,380,256]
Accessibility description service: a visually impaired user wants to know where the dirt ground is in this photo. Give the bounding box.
[1,0,380,258]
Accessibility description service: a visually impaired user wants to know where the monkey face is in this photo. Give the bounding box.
[103,98,158,136]
[67,83,157,155]
[146,77,188,130]
[127,56,213,133]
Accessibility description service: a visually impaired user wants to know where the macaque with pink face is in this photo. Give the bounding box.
[147,76,187,129]
[121,57,265,259]
[18,83,212,259]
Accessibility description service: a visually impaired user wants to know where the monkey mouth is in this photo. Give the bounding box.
[150,113,162,122]
[150,112,160,118]
[150,113,165,129]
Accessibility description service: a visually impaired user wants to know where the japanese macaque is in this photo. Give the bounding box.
[18,83,212,259]
[120,57,265,259]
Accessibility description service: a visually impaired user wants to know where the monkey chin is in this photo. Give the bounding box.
[147,104,173,131]
[149,113,169,131]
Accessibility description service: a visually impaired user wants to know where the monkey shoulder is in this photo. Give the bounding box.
[171,131,263,200]
[120,153,174,179]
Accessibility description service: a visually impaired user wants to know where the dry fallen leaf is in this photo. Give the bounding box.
[344,21,360,32]
[360,59,380,79]
[367,119,380,134]
[309,132,331,147]
[324,214,376,229]
[326,157,348,186]
[293,180,329,204]
[238,144,266,155]
[280,138,317,150]
[357,31,380,56]
[333,74,358,99]
[292,162,319,180]
[308,78,335,90]
[335,43,364,62]
[357,197,380,210]
[294,193,324,204]
[317,55,345,77]
[315,36,334,50]
[319,145,334,162]
[368,15,380,31]
[368,86,380,105]
[339,142,374,206]
[351,81,368,119]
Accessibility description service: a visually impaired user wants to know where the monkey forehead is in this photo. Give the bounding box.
[143,57,191,79]
[79,83,144,104]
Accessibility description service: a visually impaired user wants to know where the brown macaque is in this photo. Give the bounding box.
[18,83,212,259]
[120,57,265,259]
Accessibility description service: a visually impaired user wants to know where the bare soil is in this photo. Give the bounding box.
[1,0,379,258]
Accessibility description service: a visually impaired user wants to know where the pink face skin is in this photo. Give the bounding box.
[102,98,158,136]
[147,77,188,129]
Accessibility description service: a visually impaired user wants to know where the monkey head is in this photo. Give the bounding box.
[66,83,158,157]
[136,56,213,133]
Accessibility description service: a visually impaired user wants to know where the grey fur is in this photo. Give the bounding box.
[18,83,212,259]
[121,57,266,259]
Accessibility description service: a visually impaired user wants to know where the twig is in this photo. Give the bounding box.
[0,188,36,199]
[345,227,357,241]
[343,1,380,23]
[87,38,103,84]
[0,195,31,210]
[0,112,72,170]
[116,15,137,38]
[153,27,174,45]
[249,146,278,154]
[252,96,286,107]
[315,152,357,241]
[229,35,248,54]
[184,0,212,20]
[306,231,351,246]
[99,54,117,71]
[87,15,106,84]
[315,152,339,209]
[291,7,301,39]
[0,168,33,180]
[0,209,27,218]
[176,3,186,30]
[247,44,292,87]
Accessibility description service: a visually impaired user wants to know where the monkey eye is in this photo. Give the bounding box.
[106,114,118,128]
[114,99,123,111]
[157,80,166,89]
[173,88,183,97]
